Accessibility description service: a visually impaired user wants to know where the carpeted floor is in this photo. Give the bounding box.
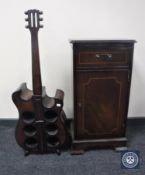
[0,118,145,175]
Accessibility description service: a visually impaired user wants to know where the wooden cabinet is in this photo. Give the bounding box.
[71,40,136,152]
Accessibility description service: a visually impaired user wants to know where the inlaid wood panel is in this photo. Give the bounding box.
[74,70,129,140]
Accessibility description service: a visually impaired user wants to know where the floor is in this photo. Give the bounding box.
[0,118,145,175]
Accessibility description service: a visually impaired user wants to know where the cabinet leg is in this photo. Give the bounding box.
[70,149,85,155]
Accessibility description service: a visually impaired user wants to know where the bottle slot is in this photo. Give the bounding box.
[23,125,37,137]
[22,111,35,124]
[44,110,57,123]
[45,123,58,136]
[25,138,38,149]
[47,136,59,147]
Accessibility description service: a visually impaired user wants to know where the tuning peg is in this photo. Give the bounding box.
[25,18,29,21]
[24,11,28,15]
[25,25,29,29]
[39,11,43,15]
[39,25,43,28]
[39,18,43,21]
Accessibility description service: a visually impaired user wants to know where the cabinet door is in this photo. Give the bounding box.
[74,70,129,140]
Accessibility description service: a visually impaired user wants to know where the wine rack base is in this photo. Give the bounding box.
[13,83,72,155]
[19,109,72,156]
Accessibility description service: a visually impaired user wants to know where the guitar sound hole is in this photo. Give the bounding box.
[25,138,38,149]
[22,111,35,124]
[47,136,59,147]
[44,111,57,123]
[24,125,37,137]
[45,124,58,136]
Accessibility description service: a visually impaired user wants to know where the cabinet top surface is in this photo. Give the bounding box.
[70,39,136,44]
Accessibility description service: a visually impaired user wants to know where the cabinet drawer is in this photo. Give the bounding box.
[75,50,131,67]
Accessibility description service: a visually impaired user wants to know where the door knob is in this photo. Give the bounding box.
[78,103,82,108]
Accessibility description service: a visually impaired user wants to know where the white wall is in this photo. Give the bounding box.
[0,0,145,118]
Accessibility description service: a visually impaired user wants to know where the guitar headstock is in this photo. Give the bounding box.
[25,9,43,32]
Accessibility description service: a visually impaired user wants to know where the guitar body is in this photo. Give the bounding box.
[13,83,70,154]
[12,10,71,155]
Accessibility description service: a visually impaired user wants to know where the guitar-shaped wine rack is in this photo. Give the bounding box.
[12,9,71,155]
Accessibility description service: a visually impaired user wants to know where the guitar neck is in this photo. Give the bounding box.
[31,31,42,95]
[25,9,43,96]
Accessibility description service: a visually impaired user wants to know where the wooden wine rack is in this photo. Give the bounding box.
[12,10,71,155]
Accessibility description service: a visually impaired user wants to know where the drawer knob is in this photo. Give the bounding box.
[95,54,100,58]
[107,54,112,59]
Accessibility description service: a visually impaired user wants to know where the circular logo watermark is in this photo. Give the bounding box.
[121,151,139,169]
